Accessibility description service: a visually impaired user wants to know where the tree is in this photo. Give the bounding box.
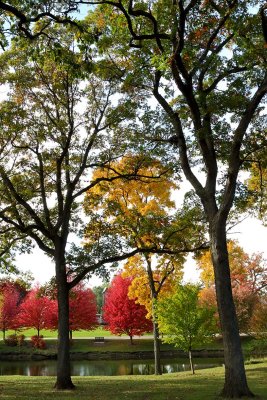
[0,28,168,390]
[84,157,206,374]
[157,284,216,375]
[16,288,55,337]
[103,274,153,343]
[246,157,267,224]
[69,285,98,338]
[122,253,183,374]
[82,2,267,396]
[198,241,267,332]
[46,283,98,338]
[92,284,108,314]
[0,2,81,45]
[0,282,20,339]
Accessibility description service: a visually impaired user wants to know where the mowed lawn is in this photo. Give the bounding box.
[0,361,266,400]
[4,327,114,339]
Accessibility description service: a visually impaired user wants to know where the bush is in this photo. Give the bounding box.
[17,334,25,346]
[31,335,46,349]
[5,334,18,346]
[248,337,267,356]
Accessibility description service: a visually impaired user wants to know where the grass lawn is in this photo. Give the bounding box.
[1,330,262,355]
[0,337,176,354]
[4,327,114,339]
[0,360,266,400]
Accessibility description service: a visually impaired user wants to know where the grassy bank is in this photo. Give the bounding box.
[4,327,113,339]
[0,360,266,400]
[0,330,261,356]
[0,337,176,356]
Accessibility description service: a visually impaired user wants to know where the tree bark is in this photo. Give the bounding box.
[152,316,162,375]
[145,256,162,375]
[210,219,253,398]
[54,245,75,390]
[188,348,195,375]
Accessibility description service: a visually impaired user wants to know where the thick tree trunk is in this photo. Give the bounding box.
[54,247,75,390]
[210,220,253,398]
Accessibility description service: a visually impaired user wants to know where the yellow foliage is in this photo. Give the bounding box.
[122,254,183,318]
[84,155,177,247]
[197,240,250,287]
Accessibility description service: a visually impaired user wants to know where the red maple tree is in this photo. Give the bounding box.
[0,283,20,340]
[16,287,55,337]
[47,284,98,338]
[69,285,98,338]
[103,274,153,343]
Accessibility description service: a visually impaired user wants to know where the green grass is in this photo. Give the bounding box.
[4,327,114,339]
[71,338,175,352]
[0,361,266,400]
[0,337,175,355]
[1,331,261,355]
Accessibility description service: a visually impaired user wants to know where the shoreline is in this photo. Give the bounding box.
[0,349,225,361]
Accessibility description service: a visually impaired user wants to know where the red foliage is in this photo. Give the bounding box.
[31,335,46,349]
[47,284,98,334]
[16,288,55,336]
[69,285,98,332]
[0,283,21,338]
[103,274,153,341]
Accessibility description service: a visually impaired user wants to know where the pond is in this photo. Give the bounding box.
[0,358,224,376]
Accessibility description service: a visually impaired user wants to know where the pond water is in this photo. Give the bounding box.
[0,358,224,376]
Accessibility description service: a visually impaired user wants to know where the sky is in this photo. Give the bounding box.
[15,210,267,288]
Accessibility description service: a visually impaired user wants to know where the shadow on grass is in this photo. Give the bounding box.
[0,363,266,400]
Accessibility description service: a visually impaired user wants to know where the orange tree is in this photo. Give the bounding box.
[197,240,267,332]
[79,1,267,396]
[122,253,183,374]
[84,157,207,374]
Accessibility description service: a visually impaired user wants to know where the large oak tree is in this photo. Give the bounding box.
[0,28,171,389]
[79,1,267,397]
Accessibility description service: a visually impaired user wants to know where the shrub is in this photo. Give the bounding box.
[31,335,46,349]
[17,334,25,346]
[5,334,18,346]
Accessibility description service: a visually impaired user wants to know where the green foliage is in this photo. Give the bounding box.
[157,284,216,352]
[92,284,108,314]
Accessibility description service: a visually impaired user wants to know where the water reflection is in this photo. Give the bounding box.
[0,358,223,376]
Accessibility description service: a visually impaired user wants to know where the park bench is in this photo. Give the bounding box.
[94,336,105,344]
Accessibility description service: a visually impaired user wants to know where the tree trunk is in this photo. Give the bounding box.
[130,335,133,345]
[145,256,162,375]
[188,349,195,375]
[210,220,253,398]
[54,246,75,390]
[152,307,162,375]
